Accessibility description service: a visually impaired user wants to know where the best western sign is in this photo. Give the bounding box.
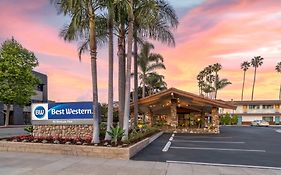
[31,102,94,125]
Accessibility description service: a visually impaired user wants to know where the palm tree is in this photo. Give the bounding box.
[104,0,114,141]
[146,72,167,95]
[137,42,166,98]
[212,63,222,99]
[276,62,281,100]
[122,0,134,140]
[215,78,232,98]
[50,0,105,143]
[131,0,178,127]
[240,61,251,101]
[251,56,264,101]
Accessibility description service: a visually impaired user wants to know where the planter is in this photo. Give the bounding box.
[0,131,163,159]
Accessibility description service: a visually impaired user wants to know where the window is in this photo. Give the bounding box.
[262,116,273,122]
[249,105,260,109]
[262,105,273,109]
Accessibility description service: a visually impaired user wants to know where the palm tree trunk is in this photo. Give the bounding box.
[251,67,257,101]
[241,71,246,101]
[133,37,138,127]
[123,1,134,140]
[279,80,281,100]
[142,78,145,98]
[105,11,114,141]
[118,24,126,128]
[4,104,10,126]
[88,2,100,144]
[214,72,218,99]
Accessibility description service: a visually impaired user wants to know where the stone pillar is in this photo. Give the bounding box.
[211,107,219,133]
[147,110,153,127]
[170,99,178,128]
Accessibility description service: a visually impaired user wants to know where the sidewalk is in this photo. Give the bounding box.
[0,151,280,175]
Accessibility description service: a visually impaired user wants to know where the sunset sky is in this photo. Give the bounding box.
[0,0,281,103]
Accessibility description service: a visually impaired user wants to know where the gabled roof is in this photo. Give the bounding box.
[136,88,236,109]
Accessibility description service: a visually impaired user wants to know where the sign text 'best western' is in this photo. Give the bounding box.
[31,102,94,125]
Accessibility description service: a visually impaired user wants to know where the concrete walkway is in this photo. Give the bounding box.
[0,152,280,175]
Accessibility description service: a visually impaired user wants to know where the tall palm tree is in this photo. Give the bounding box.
[251,56,264,101]
[123,0,134,140]
[240,61,251,101]
[104,0,114,141]
[212,63,222,99]
[137,42,166,98]
[276,62,281,100]
[50,0,105,143]
[131,0,178,127]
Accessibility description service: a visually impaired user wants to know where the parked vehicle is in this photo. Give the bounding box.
[251,120,269,127]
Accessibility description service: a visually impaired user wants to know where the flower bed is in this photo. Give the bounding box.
[1,126,160,147]
[0,131,163,159]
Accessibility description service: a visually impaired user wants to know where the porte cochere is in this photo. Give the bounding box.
[132,88,236,134]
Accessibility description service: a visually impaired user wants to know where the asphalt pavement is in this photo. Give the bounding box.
[132,126,281,168]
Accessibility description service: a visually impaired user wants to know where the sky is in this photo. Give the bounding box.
[0,0,281,103]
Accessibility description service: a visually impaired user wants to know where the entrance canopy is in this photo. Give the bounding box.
[135,88,236,115]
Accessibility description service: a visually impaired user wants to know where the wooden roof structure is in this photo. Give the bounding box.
[133,88,236,114]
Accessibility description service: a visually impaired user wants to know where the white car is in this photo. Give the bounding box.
[251,120,269,127]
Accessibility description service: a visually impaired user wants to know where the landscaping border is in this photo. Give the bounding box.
[0,131,163,159]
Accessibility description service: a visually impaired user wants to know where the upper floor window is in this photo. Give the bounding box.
[36,84,44,91]
[249,105,260,109]
[262,105,273,109]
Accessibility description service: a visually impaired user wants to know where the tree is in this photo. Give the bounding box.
[122,0,134,140]
[250,56,264,101]
[131,0,178,127]
[276,62,281,100]
[215,78,231,98]
[212,63,222,99]
[104,0,114,141]
[51,0,106,143]
[0,38,39,126]
[146,72,167,95]
[137,42,166,98]
[240,61,250,101]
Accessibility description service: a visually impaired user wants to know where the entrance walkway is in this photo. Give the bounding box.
[0,151,280,175]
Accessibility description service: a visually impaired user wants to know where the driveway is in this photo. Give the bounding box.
[0,127,28,138]
[132,126,281,168]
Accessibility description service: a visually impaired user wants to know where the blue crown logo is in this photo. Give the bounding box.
[34,106,46,119]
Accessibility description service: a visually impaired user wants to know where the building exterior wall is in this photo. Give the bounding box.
[220,100,281,125]
[0,102,3,125]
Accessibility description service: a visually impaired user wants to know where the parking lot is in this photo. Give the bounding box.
[133,126,281,168]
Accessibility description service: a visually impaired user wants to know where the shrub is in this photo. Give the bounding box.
[106,125,125,146]
[231,115,238,125]
[24,126,33,134]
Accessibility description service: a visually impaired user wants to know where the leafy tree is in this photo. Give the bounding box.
[212,63,222,99]
[250,56,263,101]
[276,62,281,100]
[0,38,39,126]
[240,61,251,101]
[215,78,232,97]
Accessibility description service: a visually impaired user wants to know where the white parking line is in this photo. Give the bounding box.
[170,146,266,152]
[162,134,173,152]
[174,136,233,139]
[172,140,245,144]
[166,161,281,170]
[276,129,281,133]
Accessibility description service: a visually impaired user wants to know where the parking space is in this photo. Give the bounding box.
[132,126,281,168]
